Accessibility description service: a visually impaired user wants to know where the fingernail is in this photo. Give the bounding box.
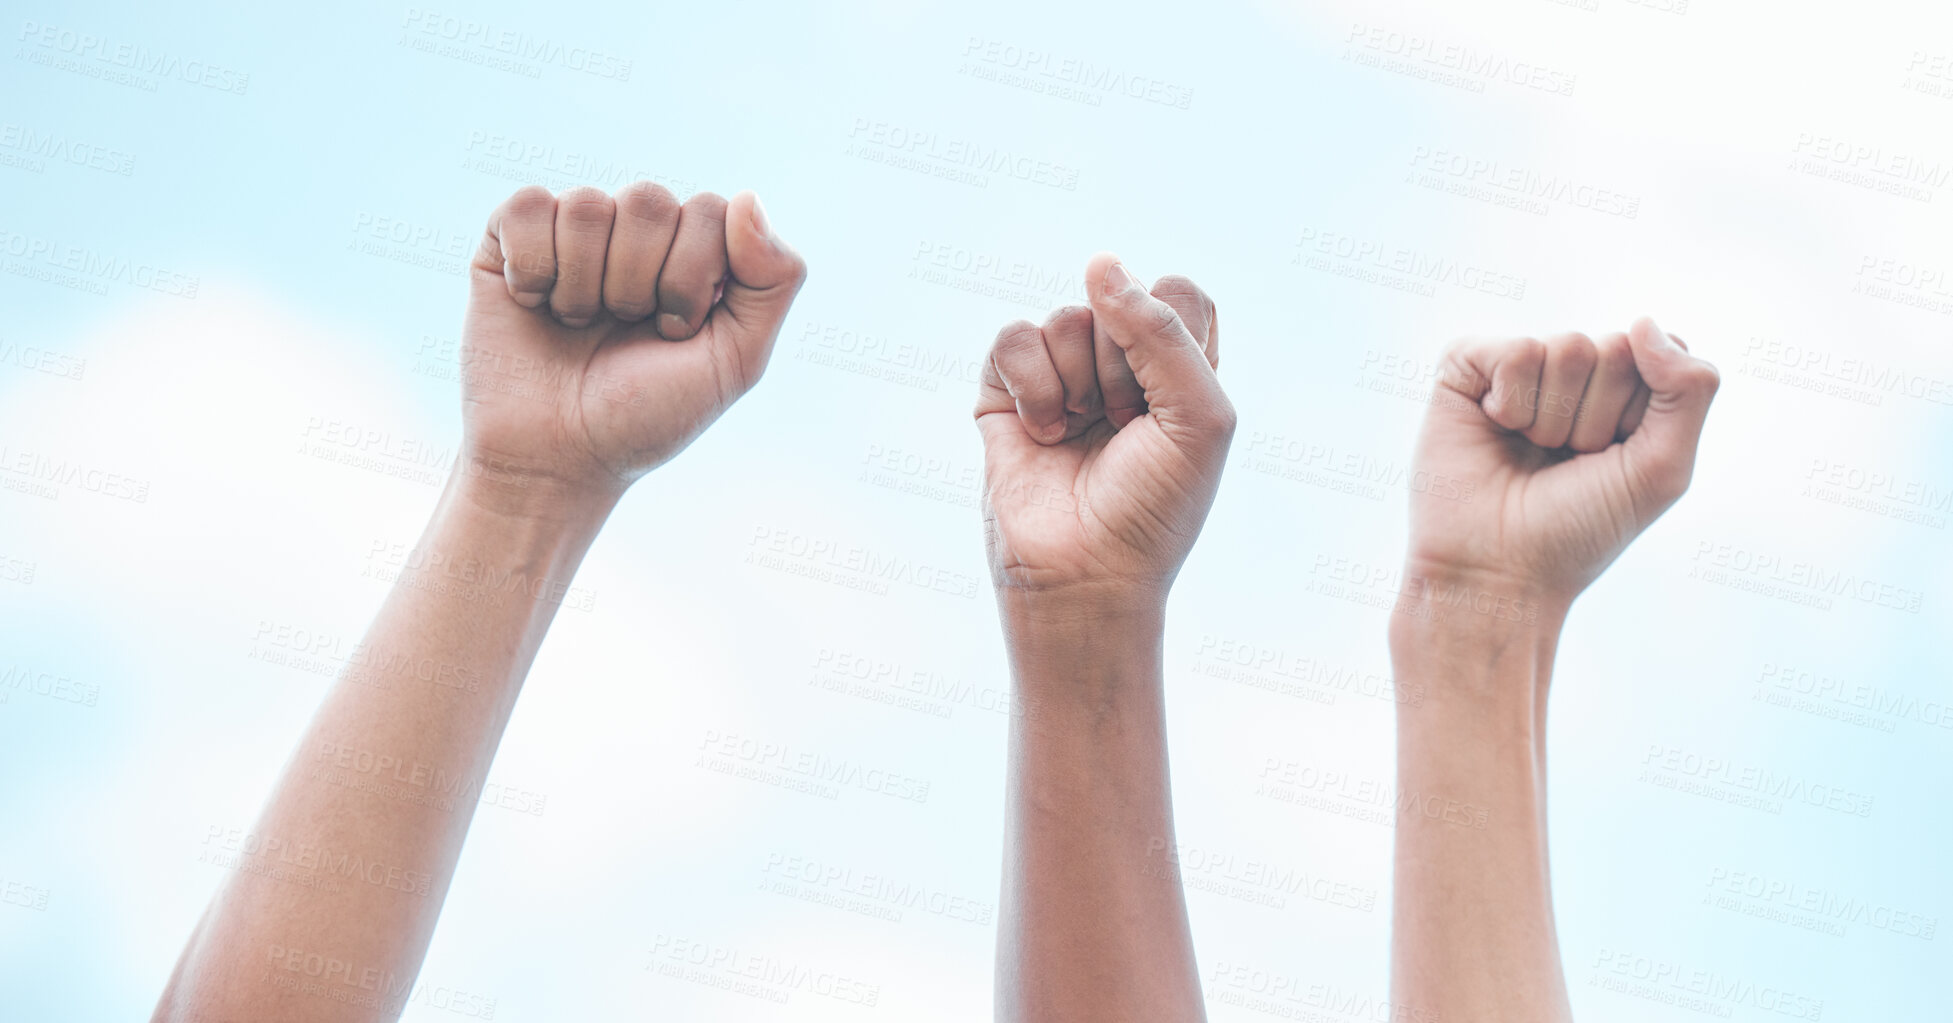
[1040,419,1067,444]
[1102,261,1139,298]
[514,290,546,308]
[750,194,773,240]
[657,312,690,339]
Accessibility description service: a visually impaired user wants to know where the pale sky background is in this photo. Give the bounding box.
[2,0,1949,1019]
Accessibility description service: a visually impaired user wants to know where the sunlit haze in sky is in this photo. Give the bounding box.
[2,0,1949,1018]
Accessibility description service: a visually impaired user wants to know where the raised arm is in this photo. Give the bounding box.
[978,255,1234,1023]
[153,182,805,1023]
[1389,318,1719,1022]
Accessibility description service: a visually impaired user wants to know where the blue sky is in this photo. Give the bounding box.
[2,0,1948,1019]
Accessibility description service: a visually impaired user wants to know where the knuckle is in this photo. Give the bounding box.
[1595,334,1634,371]
[1690,359,1722,396]
[1143,297,1185,336]
[615,180,678,222]
[782,250,810,289]
[1041,304,1092,334]
[683,191,729,223]
[1149,274,1204,307]
[1497,337,1546,381]
[1436,336,1480,387]
[1430,348,1470,387]
[993,321,1043,358]
[558,187,614,227]
[1555,331,1597,364]
[503,184,556,219]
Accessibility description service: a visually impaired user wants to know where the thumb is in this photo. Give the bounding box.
[1619,315,1720,509]
[714,191,808,390]
[1084,252,1232,437]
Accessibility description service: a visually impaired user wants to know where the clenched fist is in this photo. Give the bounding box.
[1405,317,1720,608]
[975,254,1235,605]
[460,182,806,503]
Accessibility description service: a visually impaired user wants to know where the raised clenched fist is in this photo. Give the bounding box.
[459,182,806,503]
[1405,317,1721,608]
[975,254,1235,605]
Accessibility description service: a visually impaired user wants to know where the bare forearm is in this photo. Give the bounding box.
[996,591,1203,1023]
[1389,576,1571,1023]
[1385,319,1718,1023]
[155,473,613,1023]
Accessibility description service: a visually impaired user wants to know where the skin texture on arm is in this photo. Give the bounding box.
[152,182,806,1023]
[1389,318,1720,1023]
[978,254,1235,1023]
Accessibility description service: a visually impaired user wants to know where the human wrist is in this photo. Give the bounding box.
[1389,559,1566,725]
[996,578,1170,630]
[431,466,618,583]
[1391,621,1557,713]
[1387,558,1570,649]
[446,454,624,532]
[997,584,1167,702]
